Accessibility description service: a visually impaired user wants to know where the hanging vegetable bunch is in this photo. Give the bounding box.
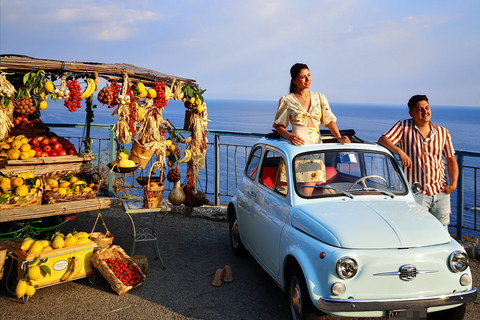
[181,83,206,114]
[0,71,16,139]
[15,70,48,117]
[98,80,121,109]
[112,74,137,144]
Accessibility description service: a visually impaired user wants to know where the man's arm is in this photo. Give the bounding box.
[377,135,412,168]
[442,155,458,194]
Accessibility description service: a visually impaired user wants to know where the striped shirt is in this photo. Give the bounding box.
[384,119,455,196]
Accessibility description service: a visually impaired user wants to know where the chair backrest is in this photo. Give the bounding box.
[325,166,337,183]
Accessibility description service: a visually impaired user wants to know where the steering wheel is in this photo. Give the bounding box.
[349,175,386,190]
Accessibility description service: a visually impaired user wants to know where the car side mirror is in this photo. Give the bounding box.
[411,182,421,195]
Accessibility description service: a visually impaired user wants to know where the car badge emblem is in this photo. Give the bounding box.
[399,264,417,281]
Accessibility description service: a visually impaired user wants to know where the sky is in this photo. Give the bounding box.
[1,0,480,107]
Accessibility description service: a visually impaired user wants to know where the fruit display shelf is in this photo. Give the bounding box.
[1,154,95,176]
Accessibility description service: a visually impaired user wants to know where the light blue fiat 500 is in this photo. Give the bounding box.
[227,131,476,320]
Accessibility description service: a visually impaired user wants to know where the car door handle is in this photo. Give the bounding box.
[248,191,256,197]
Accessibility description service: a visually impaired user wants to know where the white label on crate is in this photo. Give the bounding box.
[53,260,69,271]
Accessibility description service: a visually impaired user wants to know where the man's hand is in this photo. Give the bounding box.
[441,184,456,195]
[398,150,412,168]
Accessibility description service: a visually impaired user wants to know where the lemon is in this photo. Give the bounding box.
[75,231,89,239]
[7,149,20,160]
[11,140,23,150]
[34,178,41,187]
[44,81,54,93]
[28,265,41,281]
[28,149,37,158]
[20,137,29,144]
[39,100,48,110]
[25,284,36,297]
[15,185,29,197]
[40,239,51,247]
[69,176,79,183]
[43,245,53,252]
[52,235,64,249]
[12,177,24,187]
[137,82,146,92]
[169,144,175,152]
[64,236,77,247]
[189,97,195,104]
[15,279,27,298]
[27,240,44,254]
[59,181,70,188]
[19,151,30,160]
[197,104,204,113]
[56,187,67,195]
[20,238,35,251]
[195,98,202,106]
[147,88,157,99]
[0,179,11,193]
[47,179,58,188]
[19,143,31,152]
[82,187,92,193]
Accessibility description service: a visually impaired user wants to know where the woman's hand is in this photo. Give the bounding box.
[287,133,305,145]
[337,135,351,143]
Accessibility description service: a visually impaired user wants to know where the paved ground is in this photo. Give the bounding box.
[0,200,479,320]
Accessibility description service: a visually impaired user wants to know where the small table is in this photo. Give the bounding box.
[122,199,170,270]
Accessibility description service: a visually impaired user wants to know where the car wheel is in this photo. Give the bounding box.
[288,264,316,320]
[428,304,466,320]
[229,208,245,256]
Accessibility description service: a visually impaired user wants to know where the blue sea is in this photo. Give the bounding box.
[40,98,480,236]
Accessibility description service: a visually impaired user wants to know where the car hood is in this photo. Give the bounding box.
[291,199,451,249]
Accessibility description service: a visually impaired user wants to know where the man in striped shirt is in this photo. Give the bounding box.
[378,95,458,229]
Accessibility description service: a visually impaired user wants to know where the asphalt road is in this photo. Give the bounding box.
[1,202,479,320]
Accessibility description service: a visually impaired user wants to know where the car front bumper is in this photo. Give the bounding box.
[318,287,477,312]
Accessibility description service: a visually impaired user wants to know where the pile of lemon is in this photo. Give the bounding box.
[0,172,41,200]
[45,174,95,195]
[15,231,93,299]
[0,135,36,160]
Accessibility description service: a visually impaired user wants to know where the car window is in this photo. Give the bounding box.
[245,146,262,180]
[294,150,407,198]
[260,150,288,196]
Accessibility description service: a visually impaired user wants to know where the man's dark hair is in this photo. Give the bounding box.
[408,95,429,110]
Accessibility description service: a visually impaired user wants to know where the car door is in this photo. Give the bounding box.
[245,148,291,275]
[236,146,262,247]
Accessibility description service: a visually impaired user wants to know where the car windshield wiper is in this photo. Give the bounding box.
[306,185,354,199]
[347,187,395,198]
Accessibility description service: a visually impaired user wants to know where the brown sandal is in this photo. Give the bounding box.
[212,268,223,287]
[223,265,233,283]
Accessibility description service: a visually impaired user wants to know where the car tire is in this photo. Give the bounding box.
[229,208,245,256]
[288,264,317,320]
[428,304,466,320]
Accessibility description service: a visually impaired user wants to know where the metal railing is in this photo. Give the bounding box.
[44,123,479,241]
[455,150,480,239]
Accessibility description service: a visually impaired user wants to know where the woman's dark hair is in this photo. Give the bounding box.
[407,94,429,110]
[289,63,309,93]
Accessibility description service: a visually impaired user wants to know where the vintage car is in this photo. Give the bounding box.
[227,130,477,319]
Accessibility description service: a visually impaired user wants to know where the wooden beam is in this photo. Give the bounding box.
[0,197,111,222]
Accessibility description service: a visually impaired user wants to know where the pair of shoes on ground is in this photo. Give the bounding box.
[212,265,233,287]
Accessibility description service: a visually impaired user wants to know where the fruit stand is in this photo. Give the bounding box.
[0,54,209,228]
[0,54,210,302]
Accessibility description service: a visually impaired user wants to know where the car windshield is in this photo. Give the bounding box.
[293,150,408,198]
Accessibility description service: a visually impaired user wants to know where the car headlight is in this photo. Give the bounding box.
[449,250,469,272]
[336,256,358,279]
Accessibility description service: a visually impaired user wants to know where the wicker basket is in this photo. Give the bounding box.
[89,213,114,248]
[142,164,164,208]
[90,245,146,295]
[0,178,44,210]
[42,170,101,204]
[129,139,154,169]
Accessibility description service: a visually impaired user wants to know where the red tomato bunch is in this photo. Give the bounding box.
[103,257,142,287]
[153,82,167,108]
[65,80,82,112]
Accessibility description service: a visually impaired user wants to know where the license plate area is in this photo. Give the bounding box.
[388,307,427,319]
